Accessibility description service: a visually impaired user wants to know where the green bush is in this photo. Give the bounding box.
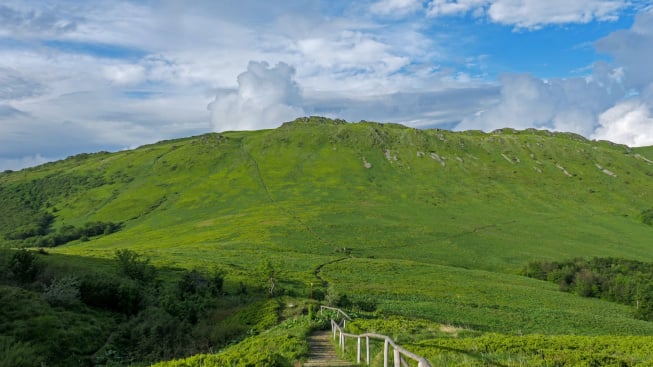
[9,249,40,283]
[0,336,43,367]
[641,208,653,225]
[43,275,80,307]
[79,274,144,315]
[115,249,157,283]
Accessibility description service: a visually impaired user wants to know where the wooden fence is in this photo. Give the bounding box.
[320,306,432,367]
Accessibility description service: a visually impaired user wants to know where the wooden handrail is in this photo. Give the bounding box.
[320,305,351,320]
[324,308,431,367]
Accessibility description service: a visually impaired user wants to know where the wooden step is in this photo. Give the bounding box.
[303,330,356,367]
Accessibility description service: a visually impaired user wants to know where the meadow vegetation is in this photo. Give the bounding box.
[2,117,653,365]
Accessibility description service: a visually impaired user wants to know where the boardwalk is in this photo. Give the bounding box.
[303,330,355,367]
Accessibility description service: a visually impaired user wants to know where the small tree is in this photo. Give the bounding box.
[43,276,80,306]
[114,249,157,283]
[259,259,283,297]
[9,249,40,283]
[177,269,207,299]
[209,267,226,296]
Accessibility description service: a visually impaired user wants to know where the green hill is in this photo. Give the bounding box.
[2,116,653,366]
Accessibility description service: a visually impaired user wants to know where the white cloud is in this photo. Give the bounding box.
[456,70,623,135]
[593,100,653,146]
[427,0,629,28]
[455,8,653,146]
[371,0,424,16]
[103,64,146,86]
[488,0,627,29]
[427,0,490,17]
[595,10,653,89]
[208,61,305,132]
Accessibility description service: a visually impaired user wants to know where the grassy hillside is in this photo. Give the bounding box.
[2,116,653,365]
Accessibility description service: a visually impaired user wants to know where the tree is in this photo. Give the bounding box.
[114,249,157,283]
[209,267,226,296]
[259,260,283,297]
[9,249,40,283]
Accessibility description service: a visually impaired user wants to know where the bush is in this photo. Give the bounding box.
[9,250,40,283]
[79,274,144,315]
[115,249,157,283]
[0,336,43,367]
[43,275,80,307]
[354,296,377,312]
[641,208,653,226]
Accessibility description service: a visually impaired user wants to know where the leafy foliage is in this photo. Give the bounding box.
[43,275,80,306]
[523,257,653,320]
[115,249,157,283]
[9,249,40,283]
[641,207,653,225]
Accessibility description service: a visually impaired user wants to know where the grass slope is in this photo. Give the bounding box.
[2,117,653,339]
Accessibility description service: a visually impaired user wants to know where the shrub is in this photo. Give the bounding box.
[43,275,80,307]
[79,274,144,314]
[641,208,653,226]
[114,249,157,283]
[0,336,43,367]
[9,249,40,283]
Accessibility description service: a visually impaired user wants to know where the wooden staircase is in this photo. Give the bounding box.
[303,330,356,367]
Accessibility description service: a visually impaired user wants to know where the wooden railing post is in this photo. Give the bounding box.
[322,306,431,367]
[384,339,389,367]
[366,336,370,365]
[357,336,361,364]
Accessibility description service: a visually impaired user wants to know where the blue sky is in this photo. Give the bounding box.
[1,0,653,170]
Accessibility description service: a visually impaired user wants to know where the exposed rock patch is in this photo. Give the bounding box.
[430,152,445,167]
[384,149,397,161]
[556,164,572,177]
[363,158,372,169]
[635,154,653,164]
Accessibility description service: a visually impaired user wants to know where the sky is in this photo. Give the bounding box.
[1,0,653,171]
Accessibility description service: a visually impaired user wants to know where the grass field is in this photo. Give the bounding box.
[2,117,653,365]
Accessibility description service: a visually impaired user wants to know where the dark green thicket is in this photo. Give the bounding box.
[641,208,653,225]
[523,257,653,320]
[0,171,121,247]
[0,249,279,367]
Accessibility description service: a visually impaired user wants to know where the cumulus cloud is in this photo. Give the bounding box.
[427,0,629,29]
[208,61,305,132]
[455,8,653,146]
[456,72,622,135]
[592,100,653,146]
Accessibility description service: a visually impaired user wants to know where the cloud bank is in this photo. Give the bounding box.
[457,9,653,147]
[427,0,630,29]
